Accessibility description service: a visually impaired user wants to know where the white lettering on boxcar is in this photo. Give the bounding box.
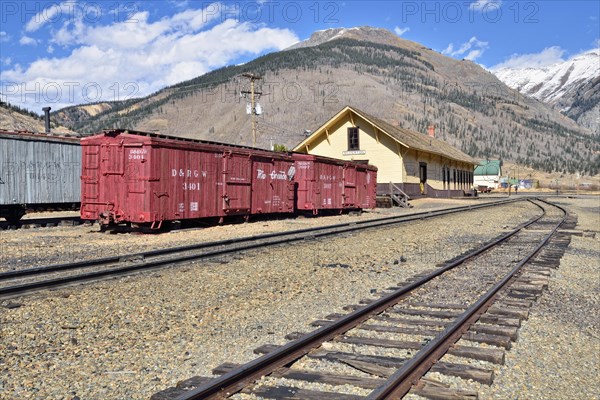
[172,168,200,190]
[257,169,266,179]
[183,182,200,191]
[287,166,296,180]
[270,171,287,180]
[190,202,198,212]
[128,148,147,160]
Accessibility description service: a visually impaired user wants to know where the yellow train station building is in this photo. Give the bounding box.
[293,106,476,198]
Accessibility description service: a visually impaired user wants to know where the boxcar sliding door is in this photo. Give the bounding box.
[343,165,357,207]
[221,153,251,214]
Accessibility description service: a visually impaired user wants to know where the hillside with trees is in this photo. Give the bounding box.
[52,27,600,177]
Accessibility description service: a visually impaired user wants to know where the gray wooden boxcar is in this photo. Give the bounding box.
[0,130,81,222]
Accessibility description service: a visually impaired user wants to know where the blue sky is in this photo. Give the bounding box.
[0,0,598,111]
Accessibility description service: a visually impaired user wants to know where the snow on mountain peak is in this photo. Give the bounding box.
[492,49,600,103]
[286,26,403,50]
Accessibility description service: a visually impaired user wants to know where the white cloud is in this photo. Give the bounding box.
[2,57,12,66]
[25,1,77,32]
[490,46,566,70]
[394,26,410,36]
[19,36,38,46]
[442,36,488,61]
[465,49,484,61]
[51,16,88,46]
[50,4,224,47]
[47,45,55,54]
[469,0,502,11]
[3,3,299,110]
[169,0,190,8]
[0,31,9,42]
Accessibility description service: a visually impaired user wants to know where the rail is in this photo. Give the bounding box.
[1,198,522,299]
[368,198,567,398]
[171,198,565,400]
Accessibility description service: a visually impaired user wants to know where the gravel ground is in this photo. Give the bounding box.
[0,198,503,271]
[476,196,600,399]
[0,198,534,400]
[412,196,599,399]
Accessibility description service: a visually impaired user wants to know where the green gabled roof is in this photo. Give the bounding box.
[474,160,501,176]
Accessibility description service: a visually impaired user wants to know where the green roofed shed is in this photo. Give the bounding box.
[474,160,501,176]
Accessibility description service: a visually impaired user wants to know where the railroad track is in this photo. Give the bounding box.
[0,216,83,230]
[151,198,576,400]
[0,198,522,299]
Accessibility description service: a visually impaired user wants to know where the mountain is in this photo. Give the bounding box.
[287,26,422,50]
[52,26,600,176]
[493,50,600,135]
[0,102,74,134]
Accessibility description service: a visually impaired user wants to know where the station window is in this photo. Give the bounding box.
[348,127,359,150]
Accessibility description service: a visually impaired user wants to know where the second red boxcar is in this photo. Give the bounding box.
[292,154,377,214]
[345,160,377,210]
[81,130,296,228]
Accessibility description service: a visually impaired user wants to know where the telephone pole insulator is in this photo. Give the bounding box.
[240,73,263,145]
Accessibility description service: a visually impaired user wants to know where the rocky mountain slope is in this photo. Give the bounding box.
[493,50,600,135]
[52,27,600,176]
[0,103,74,134]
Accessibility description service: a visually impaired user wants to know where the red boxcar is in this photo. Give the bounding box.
[292,154,377,214]
[350,160,377,210]
[81,130,296,228]
[81,130,377,229]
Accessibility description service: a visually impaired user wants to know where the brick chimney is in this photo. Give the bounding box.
[427,125,435,138]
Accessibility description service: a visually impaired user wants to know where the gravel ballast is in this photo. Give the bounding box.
[476,197,600,399]
[0,198,499,271]
[1,197,596,399]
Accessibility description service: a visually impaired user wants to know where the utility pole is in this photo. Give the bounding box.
[240,73,262,145]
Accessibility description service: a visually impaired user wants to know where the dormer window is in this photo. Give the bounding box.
[348,127,359,150]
